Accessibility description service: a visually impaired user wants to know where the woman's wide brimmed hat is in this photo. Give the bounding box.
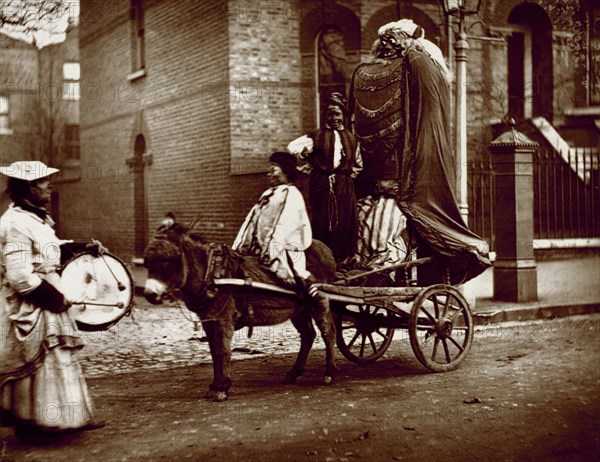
[269,151,298,180]
[0,161,59,181]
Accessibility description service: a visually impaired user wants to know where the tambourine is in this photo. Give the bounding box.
[60,251,134,331]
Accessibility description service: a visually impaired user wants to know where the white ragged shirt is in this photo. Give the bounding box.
[233,184,312,284]
[287,130,363,178]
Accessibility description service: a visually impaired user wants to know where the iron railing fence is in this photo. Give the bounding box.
[468,158,495,251]
[468,146,599,252]
[534,145,599,240]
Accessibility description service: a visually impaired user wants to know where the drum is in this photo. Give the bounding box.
[60,252,134,331]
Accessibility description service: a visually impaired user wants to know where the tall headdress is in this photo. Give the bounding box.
[378,19,453,83]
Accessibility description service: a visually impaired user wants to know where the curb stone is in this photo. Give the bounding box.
[473,303,600,325]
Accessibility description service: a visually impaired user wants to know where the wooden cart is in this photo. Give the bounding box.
[216,256,474,373]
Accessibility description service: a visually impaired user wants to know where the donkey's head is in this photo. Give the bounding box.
[143,214,206,304]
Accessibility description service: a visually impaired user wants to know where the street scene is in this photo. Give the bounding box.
[1,0,599,461]
[0,307,598,460]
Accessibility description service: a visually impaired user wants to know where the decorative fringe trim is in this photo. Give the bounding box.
[356,117,404,143]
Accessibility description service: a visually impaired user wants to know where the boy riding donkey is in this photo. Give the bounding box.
[233,151,336,383]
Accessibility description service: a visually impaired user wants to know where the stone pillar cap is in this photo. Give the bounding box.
[490,118,539,148]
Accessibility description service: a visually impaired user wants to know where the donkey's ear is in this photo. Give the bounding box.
[162,212,175,226]
[188,214,201,230]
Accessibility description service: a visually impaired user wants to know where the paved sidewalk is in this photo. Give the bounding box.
[467,252,600,323]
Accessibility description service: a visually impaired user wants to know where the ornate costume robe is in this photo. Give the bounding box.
[350,48,491,285]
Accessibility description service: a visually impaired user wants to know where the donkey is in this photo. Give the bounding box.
[143,217,338,401]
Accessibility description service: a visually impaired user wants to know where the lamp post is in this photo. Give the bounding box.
[442,0,482,226]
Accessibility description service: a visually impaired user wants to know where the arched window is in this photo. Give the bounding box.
[317,26,351,127]
[300,6,361,131]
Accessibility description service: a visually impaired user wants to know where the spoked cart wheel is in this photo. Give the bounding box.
[334,303,396,364]
[408,284,474,372]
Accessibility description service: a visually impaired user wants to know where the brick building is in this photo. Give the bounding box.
[0,26,80,226]
[60,0,597,274]
[0,33,39,212]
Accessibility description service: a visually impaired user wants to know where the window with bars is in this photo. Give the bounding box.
[63,124,80,160]
[63,62,80,101]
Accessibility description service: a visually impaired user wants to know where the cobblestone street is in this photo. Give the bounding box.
[79,297,311,378]
[77,253,600,379]
[79,296,600,382]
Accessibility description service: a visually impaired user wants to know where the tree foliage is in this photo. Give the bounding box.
[541,0,588,67]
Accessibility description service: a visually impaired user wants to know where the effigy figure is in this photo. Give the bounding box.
[350,19,490,285]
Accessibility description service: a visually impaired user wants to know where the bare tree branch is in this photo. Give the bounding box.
[0,0,69,36]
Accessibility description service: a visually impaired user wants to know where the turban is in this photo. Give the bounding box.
[325,92,348,115]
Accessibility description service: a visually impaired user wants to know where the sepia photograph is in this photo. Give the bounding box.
[0,0,598,460]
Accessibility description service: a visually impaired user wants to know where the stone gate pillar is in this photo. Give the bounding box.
[489,119,539,302]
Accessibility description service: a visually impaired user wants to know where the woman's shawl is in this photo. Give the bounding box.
[232,184,312,283]
[0,205,83,385]
[351,49,491,285]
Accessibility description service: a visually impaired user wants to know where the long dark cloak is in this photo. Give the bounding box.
[307,129,359,260]
[351,49,491,285]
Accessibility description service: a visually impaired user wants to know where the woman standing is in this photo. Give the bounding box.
[0,161,101,444]
[288,93,362,262]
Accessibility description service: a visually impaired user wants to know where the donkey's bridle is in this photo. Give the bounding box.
[144,233,189,298]
[147,233,231,301]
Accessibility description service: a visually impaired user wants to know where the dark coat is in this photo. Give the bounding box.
[307,128,360,260]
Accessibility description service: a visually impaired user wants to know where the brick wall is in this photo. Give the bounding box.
[228,0,303,174]
[56,0,138,260]
[141,1,233,244]
[59,0,244,265]
[56,0,591,268]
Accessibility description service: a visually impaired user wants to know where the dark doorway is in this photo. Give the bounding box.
[508,3,553,122]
